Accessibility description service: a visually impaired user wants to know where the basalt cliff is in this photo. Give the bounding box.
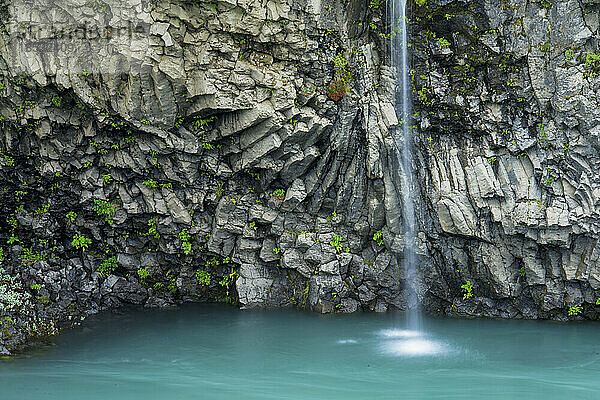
[1,0,600,355]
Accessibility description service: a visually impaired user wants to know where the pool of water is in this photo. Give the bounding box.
[2,304,600,399]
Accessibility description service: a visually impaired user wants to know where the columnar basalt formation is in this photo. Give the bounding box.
[0,0,403,354]
[412,0,600,320]
[1,0,600,356]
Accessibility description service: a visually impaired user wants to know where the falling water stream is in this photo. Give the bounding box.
[390,0,420,331]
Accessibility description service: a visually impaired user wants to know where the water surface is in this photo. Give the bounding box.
[2,304,600,399]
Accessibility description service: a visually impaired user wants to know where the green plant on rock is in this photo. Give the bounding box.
[219,267,239,304]
[3,153,14,166]
[205,257,221,268]
[332,54,348,70]
[330,234,343,253]
[271,189,285,198]
[565,49,574,60]
[192,116,217,131]
[328,53,352,102]
[373,230,384,246]
[51,96,62,107]
[166,269,177,293]
[174,114,184,128]
[153,282,165,291]
[66,211,77,223]
[34,203,50,217]
[519,266,526,277]
[7,234,19,245]
[71,234,91,252]
[147,217,160,239]
[215,182,224,197]
[89,0,108,13]
[272,247,281,254]
[137,267,150,281]
[196,269,211,286]
[461,280,473,299]
[143,179,158,189]
[102,174,113,185]
[20,247,46,264]
[98,256,117,277]
[437,38,451,48]
[325,210,337,222]
[0,247,3,262]
[92,199,116,225]
[7,214,18,232]
[596,298,600,306]
[177,229,192,255]
[30,283,41,290]
[568,304,582,316]
[585,53,600,76]
[219,275,230,290]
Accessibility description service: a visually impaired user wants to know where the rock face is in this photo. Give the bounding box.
[0,0,402,354]
[0,0,599,354]
[412,0,600,321]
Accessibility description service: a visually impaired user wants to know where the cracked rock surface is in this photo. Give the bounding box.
[412,0,600,321]
[0,0,403,354]
[1,0,600,355]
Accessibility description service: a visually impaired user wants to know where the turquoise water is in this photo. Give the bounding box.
[2,305,600,399]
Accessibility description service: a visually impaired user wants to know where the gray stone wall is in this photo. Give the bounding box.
[2,0,599,356]
[0,0,405,354]
[412,0,600,320]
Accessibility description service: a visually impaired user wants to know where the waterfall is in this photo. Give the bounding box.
[390,0,420,330]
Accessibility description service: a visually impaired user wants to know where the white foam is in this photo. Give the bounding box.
[378,328,448,357]
[337,339,358,344]
[382,338,448,357]
[378,329,421,338]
